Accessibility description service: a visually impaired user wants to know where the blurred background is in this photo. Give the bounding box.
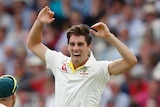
[0,0,160,107]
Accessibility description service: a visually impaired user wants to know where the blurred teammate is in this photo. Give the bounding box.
[27,6,137,107]
[0,75,18,107]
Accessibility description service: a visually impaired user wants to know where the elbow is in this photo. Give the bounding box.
[26,39,31,50]
[133,56,138,65]
[130,56,138,67]
[26,39,35,51]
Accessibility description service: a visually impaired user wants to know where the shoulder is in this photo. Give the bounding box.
[45,49,68,59]
[93,60,111,68]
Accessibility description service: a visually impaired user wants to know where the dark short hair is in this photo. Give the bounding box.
[66,24,92,46]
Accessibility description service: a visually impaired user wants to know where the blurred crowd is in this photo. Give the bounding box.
[0,0,160,107]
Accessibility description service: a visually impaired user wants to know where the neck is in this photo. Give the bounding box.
[0,101,12,107]
[0,95,15,107]
[73,57,88,69]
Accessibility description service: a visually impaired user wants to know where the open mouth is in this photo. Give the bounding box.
[73,53,80,56]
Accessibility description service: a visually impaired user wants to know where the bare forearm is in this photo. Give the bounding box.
[105,33,137,65]
[27,19,44,48]
[90,22,137,75]
[26,6,54,61]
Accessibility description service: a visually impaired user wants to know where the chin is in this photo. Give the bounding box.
[72,58,81,63]
[73,58,80,62]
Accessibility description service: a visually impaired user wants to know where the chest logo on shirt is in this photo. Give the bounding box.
[79,70,89,78]
[62,64,67,72]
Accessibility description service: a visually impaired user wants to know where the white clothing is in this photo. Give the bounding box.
[45,49,111,107]
[0,103,7,107]
[45,93,55,107]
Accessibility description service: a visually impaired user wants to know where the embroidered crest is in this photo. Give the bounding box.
[79,70,89,78]
[62,64,67,72]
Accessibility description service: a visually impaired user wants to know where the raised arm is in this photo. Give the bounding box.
[26,6,55,61]
[90,22,138,75]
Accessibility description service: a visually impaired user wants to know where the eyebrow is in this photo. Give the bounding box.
[69,42,85,46]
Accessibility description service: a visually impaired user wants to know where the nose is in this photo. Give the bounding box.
[73,44,79,50]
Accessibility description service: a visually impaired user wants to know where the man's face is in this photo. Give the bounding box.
[68,35,90,67]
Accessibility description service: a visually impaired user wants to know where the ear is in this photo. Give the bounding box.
[88,44,91,49]
[11,93,16,107]
[11,93,16,101]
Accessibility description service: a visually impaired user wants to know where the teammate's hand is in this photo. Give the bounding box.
[90,22,111,39]
[37,6,55,24]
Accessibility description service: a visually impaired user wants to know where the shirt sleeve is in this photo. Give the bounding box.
[96,61,112,84]
[45,49,66,70]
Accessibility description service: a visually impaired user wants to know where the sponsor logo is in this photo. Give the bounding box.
[79,70,89,78]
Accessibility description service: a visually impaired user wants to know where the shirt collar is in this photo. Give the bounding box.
[84,50,96,67]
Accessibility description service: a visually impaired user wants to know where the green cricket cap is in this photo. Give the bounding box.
[0,75,18,98]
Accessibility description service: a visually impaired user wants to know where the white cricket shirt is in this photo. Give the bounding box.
[45,49,111,107]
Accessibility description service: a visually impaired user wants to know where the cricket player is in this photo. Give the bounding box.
[27,6,137,107]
